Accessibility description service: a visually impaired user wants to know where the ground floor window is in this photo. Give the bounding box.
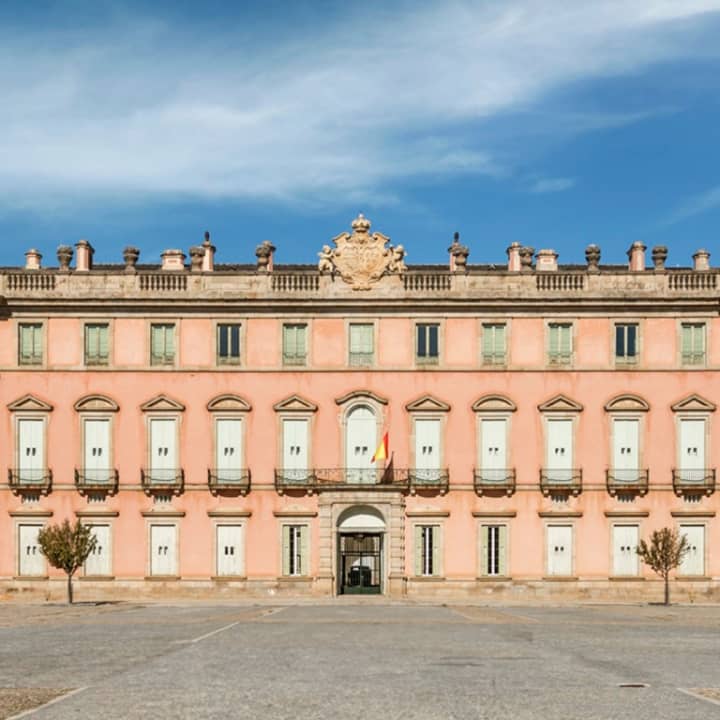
[679,524,705,576]
[84,524,112,576]
[17,523,45,577]
[282,524,308,576]
[480,524,507,577]
[216,524,244,577]
[149,524,178,577]
[414,525,440,577]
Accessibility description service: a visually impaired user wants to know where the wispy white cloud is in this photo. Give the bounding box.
[0,1,718,206]
[529,177,576,194]
[665,185,720,224]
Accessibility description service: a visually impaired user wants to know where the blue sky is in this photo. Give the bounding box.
[1,0,720,268]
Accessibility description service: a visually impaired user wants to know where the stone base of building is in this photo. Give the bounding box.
[2,577,720,604]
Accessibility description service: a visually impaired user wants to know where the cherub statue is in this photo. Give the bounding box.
[387,244,407,273]
[318,244,335,273]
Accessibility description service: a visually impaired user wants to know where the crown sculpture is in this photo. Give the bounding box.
[318,214,407,290]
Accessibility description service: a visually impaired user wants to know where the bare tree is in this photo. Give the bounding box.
[38,520,97,604]
[636,527,689,606]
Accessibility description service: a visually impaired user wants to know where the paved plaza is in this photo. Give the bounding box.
[1,601,719,719]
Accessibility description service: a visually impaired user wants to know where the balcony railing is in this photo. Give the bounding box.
[8,468,52,495]
[408,468,449,494]
[141,468,184,495]
[75,468,119,496]
[275,467,409,493]
[208,468,251,495]
[540,468,582,496]
[473,468,516,496]
[606,469,649,496]
[672,468,716,496]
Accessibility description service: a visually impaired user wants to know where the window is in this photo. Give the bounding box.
[18,323,43,365]
[679,524,705,576]
[283,324,307,366]
[349,323,374,366]
[414,525,440,577]
[416,323,439,363]
[85,323,109,366]
[84,524,112,576]
[150,323,175,366]
[681,323,706,365]
[480,524,507,576]
[482,323,506,365]
[548,323,572,365]
[216,524,243,577]
[149,524,178,576]
[546,525,573,576]
[611,525,638,577]
[217,323,241,365]
[148,418,178,484]
[615,323,638,364]
[18,524,45,577]
[282,524,308,576]
[17,418,46,484]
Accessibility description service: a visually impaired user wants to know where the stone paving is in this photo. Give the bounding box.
[0,602,719,719]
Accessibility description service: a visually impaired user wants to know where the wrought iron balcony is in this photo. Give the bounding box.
[75,468,119,496]
[140,468,184,495]
[606,469,649,496]
[473,468,516,496]
[8,468,52,495]
[672,468,716,496]
[274,467,409,493]
[540,468,582,496]
[408,468,449,494]
[208,468,251,495]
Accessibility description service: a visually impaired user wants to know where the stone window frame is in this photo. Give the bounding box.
[279,522,311,578]
[413,320,442,368]
[211,519,248,580]
[81,521,115,578]
[281,320,311,368]
[677,318,709,368]
[144,516,183,579]
[74,394,120,486]
[83,320,113,368]
[207,394,252,482]
[671,394,716,480]
[17,319,46,368]
[8,394,54,487]
[538,394,583,484]
[411,521,444,578]
[346,319,377,368]
[608,521,642,579]
[405,395,450,479]
[604,394,650,479]
[336,391,388,472]
[148,320,178,368]
[543,522,576,579]
[472,395,517,475]
[12,510,52,579]
[612,320,642,368]
[273,395,318,479]
[676,520,709,578]
[214,320,245,368]
[545,320,574,368]
[480,320,510,367]
[476,516,513,579]
[141,395,186,484]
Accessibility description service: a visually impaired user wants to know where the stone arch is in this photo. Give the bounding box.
[337,505,387,532]
[74,394,120,412]
[604,394,650,412]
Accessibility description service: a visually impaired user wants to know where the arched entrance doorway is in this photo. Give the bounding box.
[337,506,386,595]
[345,405,377,484]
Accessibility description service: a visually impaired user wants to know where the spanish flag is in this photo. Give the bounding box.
[371,432,389,463]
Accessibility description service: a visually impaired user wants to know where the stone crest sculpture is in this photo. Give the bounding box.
[318,214,407,290]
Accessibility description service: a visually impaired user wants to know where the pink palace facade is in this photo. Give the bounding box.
[1,214,719,602]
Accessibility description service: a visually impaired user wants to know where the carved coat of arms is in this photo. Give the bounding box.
[318,214,407,290]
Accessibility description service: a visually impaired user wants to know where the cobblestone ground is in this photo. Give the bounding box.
[0,602,719,719]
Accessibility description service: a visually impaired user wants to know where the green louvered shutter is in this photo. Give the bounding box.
[282,525,290,576]
[498,525,508,576]
[300,525,309,576]
[164,325,175,363]
[480,525,489,576]
[560,325,571,360]
[431,527,440,577]
[414,526,423,576]
[98,325,109,362]
[20,325,33,363]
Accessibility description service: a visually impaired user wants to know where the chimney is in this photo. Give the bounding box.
[506,242,521,272]
[201,231,215,272]
[161,249,186,271]
[24,249,42,270]
[627,242,646,272]
[693,249,711,271]
[535,249,558,272]
[75,239,94,272]
[189,245,205,272]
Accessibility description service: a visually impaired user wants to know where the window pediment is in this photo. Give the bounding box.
[671,394,716,413]
[74,394,119,412]
[335,390,388,406]
[207,394,252,412]
[273,394,318,413]
[537,394,583,413]
[604,394,649,412]
[405,395,450,413]
[140,394,185,412]
[7,394,53,412]
[472,395,517,413]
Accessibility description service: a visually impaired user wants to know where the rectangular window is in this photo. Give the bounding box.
[217,324,241,365]
[216,524,243,577]
[349,323,374,367]
[149,418,178,483]
[611,524,639,577]
[482,323,507,365]
[414,525,440,577]
[85,323,110,366]
[83,418,112,483]
[150,323,175,366]
[18,524,45,577]
[149,524,178,576]
[84,524,112,576]
[18,323,43,365]
[546,525,573,576]
[283,324,307,366]
[615,323,638,363]
[681,323,706,365]
[282,524,308,576]
[17,418,45,484]
[416,323,439,363]
[480,524,507,577]
[679,524,705,576]
[548,323,572,365]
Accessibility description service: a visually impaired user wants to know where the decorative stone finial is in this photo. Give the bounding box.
[351,213,371,235]
[651,245,668,272]
[189,245,206,272]
[123,246,140,273]
[585,244,601,273]
[448,231,469,272]
[57,245,73,273]
[519,246,535,272]
[255,240,276,272]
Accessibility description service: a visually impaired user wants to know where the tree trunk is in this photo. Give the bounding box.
[67,572,73,605]
[664,572,670,606]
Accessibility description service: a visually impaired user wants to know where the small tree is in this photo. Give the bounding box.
[38,520,97,604]
[636,527,689,606]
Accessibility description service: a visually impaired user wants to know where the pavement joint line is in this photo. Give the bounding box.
[677,688,720,707]
[5,687,87,720]
[176,621,240,644]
